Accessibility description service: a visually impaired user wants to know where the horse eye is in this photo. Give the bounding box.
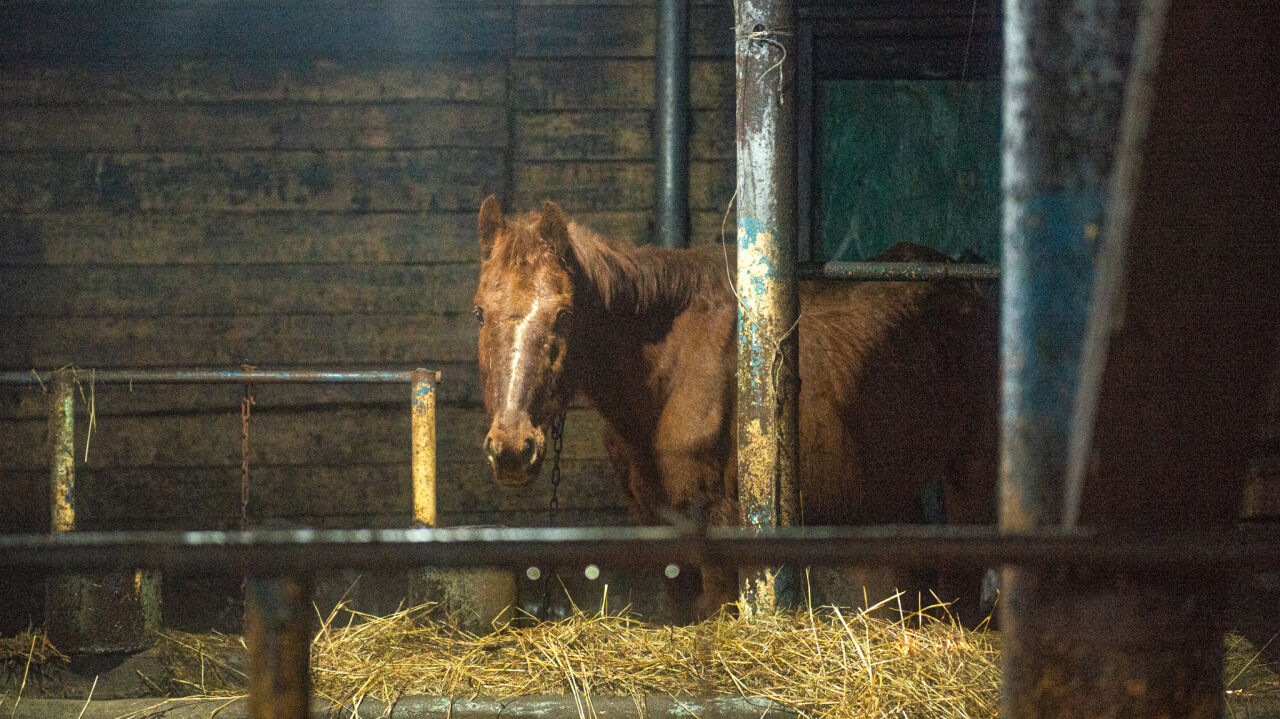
[554,309,572,329]
[473,307,485,326]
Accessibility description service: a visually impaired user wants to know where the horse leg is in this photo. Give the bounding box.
[939,449,999,627]
[655,453,738,619]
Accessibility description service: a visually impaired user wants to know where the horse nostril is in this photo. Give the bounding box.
[484,436,497,463]
[523,438,538,465]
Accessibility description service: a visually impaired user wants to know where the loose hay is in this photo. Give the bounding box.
[9,595,1270,719]
[159,597,1001,718]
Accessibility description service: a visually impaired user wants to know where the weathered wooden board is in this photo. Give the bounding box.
[514,160,734,211]
[0,58,506,105]
[1,102,506,152]
[0,211,480,265]
[0,364,490,415]
[512,59,733,110]
[0,363,488,420]
[0,209,723,268]
[1,2,514,60]
[0,149,503,213]
[0,406,612,469]
[0,1,744,541]
[1,405,611,475]
[0,264,480,317]
[519,0,725,6]
[562,209,728,246]
[514,5,732,58]
[813,31,1001,81]
[2,460,628,531]
[801,0,998,18]
[515,110,733,161]
[1,313,479,367]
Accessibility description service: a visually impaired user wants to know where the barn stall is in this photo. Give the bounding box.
[1,1,1279,718]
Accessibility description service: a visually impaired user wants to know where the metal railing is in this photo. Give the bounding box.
[0,367,441,658]
[799,261,1000,281]
[0,524,1276,717]
[0,367,441,528]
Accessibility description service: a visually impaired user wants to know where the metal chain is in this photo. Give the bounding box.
[240,364,256,532]
[539,411,567,620]
[548,411,566,521]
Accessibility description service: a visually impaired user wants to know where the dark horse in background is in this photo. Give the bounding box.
[472,196,998,621]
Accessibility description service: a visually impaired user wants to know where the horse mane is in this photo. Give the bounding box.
[567,222,735,315]
[494,211,733,316]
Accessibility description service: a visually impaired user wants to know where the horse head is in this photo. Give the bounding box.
[473,195,581,487]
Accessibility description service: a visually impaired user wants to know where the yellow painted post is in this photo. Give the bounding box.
[408,368,514,632]
[44,369,160,653]
[410,369,439,528]
[48,371,75,533]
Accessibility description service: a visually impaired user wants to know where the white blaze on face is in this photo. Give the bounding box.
[502,295,542,416]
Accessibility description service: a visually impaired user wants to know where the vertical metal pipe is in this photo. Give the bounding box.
[734,0,800,616]
[44,371,80,651]
[44,370,160,653]
[999,1,1142,716]
[1064,0,1169,528]
[245,575,311,719]
[410,369,438,528]
[1000,0,1136,533]
[409,369,513,632]
[655,0,690,248]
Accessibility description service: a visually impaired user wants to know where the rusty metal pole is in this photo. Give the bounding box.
[1010,2,1278,716]
[48,371,76,535]
[734,0,800,616]
[44,370,160,654]
[410,368,439,528]
[995,1,1222,717]
[245,575,312,719]
[1000,0,1137,533]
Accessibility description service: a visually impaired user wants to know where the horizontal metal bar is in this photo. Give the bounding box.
[799,261,1000,281]
[0,368,439,386]
[0,526,1275,575]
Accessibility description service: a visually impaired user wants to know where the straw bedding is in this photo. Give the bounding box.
[1,590,1274,718]
[141,593,1278,719]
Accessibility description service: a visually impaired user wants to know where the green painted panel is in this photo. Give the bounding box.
[817,80,1001,262]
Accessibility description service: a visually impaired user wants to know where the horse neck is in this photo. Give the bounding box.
[568,232,730,419]
[567,224,730,318]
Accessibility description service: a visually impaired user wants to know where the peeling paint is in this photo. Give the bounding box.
[411,369,438,528]
[47,372,76,533]
[734,0,800,616]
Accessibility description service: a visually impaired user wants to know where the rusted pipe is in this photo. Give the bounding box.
[799,261,1000,281]
[410,369,439,528]
[0,369,419,385]
[734,0,802,617]
[42,370,160,653]
[1000,0,1137,532]
[245,575,312,719]
[47,370,75,533]
[999,0,1143,716]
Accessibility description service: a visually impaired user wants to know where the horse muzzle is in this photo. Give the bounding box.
[484,433,545,487]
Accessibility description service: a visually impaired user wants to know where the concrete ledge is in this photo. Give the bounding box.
[0,694,798,719]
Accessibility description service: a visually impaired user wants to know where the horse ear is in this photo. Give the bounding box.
[478,195,505,260]
[537,200,571,260]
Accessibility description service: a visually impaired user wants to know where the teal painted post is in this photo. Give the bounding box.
[734,0,800,617]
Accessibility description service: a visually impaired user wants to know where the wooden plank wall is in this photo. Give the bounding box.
[0,0,736,550]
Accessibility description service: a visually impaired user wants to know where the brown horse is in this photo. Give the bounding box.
[473,196,998,620]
